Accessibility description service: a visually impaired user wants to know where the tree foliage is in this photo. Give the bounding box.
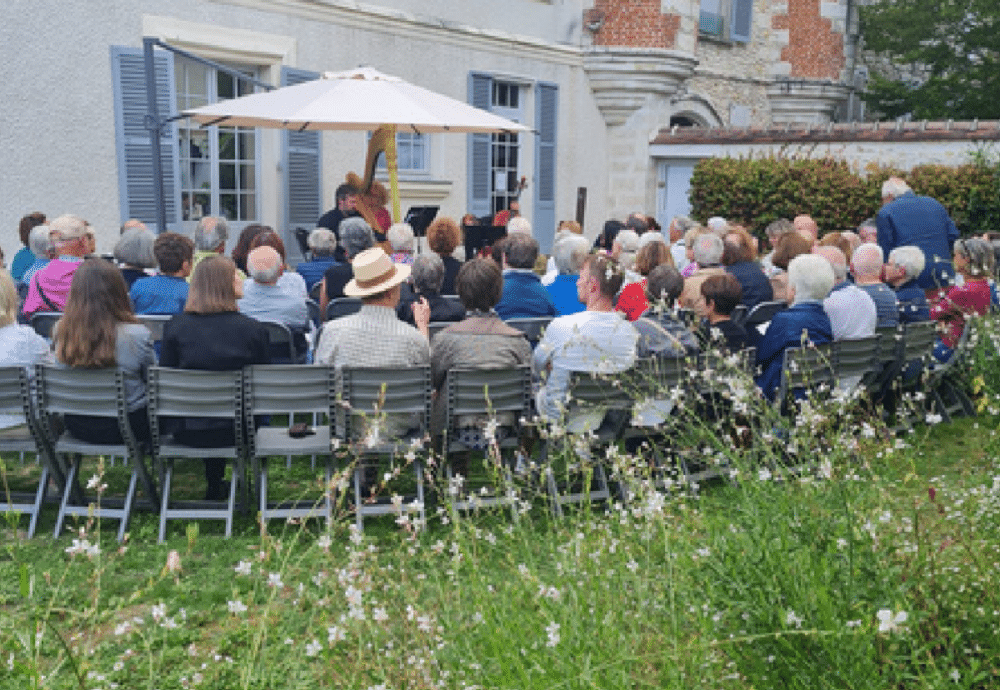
[860,0,1000,119]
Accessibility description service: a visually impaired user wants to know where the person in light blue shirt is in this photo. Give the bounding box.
[130,233,193,315]
[495,233,556,320]
[545,234,589,317]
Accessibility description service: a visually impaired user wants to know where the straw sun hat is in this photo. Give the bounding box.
[343,247,411,297]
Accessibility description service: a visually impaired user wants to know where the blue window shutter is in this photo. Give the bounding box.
[281,66,323,262]
[110,45,179,231]
[534,82,558,255]
[730,0,754,42]
[467,72,493,220]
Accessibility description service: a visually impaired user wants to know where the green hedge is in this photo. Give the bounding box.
[688,153,1000,238]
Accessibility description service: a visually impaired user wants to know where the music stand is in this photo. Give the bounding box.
[463,225,506,262]
[404,206,439,238]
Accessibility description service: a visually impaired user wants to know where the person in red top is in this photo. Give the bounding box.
[615,239,674,321]
[930,237,994,362]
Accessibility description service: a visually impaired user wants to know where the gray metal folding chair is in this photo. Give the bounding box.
[258,320,302,364]
[336,365,431,531]
[137,314,171,345]
[925,319,977,423]
[441,365,532,516]
[29,312,61,341]
[147,367,246,543]
[0,366,65,538]
[36,365,158,542]
[832,335,881,395]
[505,317,552,346]
[891,320,939,431]
[325,297,363,321]
[244,364,336,527]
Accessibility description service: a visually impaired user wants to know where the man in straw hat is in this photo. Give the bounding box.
[315,247,431,436]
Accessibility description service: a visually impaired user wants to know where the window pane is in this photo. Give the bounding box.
[219,163,236,190]
[239,164,256,192]
[238,131,255,161]
[240,193,256,221]
[217,71,235,100]
[219,194,238,220]
[218,130,236,160]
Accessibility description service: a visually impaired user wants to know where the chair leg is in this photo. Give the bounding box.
[158,459,174,544]
[354,464,364,532]
[118,468,140,543]
[259,458,269,529]
[26,465,50,539]
[54,455,79,538]
[415,459,426,526]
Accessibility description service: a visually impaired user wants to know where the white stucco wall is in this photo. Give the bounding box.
[1,0,607,262]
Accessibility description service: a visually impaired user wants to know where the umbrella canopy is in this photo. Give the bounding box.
[182,66,530,134]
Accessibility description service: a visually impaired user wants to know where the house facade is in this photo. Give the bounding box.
[2,0,857,260]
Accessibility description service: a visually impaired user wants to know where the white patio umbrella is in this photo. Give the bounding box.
[182,67,530,221]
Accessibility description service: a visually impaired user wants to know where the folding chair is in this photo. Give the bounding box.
[336,366,431,530]
[137,314,171,345]
[505,317,552,346]
[832,335,881,396]
[36,365,158,542]
[326,297,363,321]
[147,367,246,543]
[729,304,748,327]
[543,368,634,515]
[925,320,976,423]
[891,321,938,431]
[772,342,835,474]
[744,300,788,330]
[258,321,304,364]
[244,364,336,527]
[441,365,532,516]
[0,366,65,538]
[868,325,902,399]
[30,312,61,340]
[427,322,452,342]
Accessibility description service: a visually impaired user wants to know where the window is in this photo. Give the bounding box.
[699,0,753,42]
[374,131,429,174]
[175,56,259,222]
[489,80,523,216]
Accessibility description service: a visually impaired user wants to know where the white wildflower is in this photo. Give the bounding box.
[234,560,252,576]
[785,610,803,628]
[545,621,561,647]
[304,639,322,657]
[876,608,907,634]
[227,600,247,615]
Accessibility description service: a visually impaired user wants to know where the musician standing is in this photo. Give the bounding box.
[317,182,359,261]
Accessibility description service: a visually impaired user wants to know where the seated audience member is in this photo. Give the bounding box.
[679,225,708,277]
[634,264,699,358]
[11,213,46,282]
[20,223,53,287]
[723,226,773,308]
[427,217,464,295]
[679,233,726,309]
[769,231,813,301]
[387,222,416,265]
[397,253,465,326]
[841,230,862,257]
[296,228,339,291]
[130,233,194,315]
[545,234,590,317]
[23,215,90,317]
[858,218,878,245]
[83,223,98,258]
[594,219,624,253]
[461,213,479,228]
[616,240,673,321]
[755,254,835,401]
[495,233,556,320]
[430,258,532,439]
[232,224,268,276]
[626,213,649,235]
[668,216,697,269]
[930,238,994,362]
[319,217,375,312]
[706,216,729,237]
[54,258,154,445]
[697,274,749,352]
[534,253,638,425]
[238,246,309,360]
[814,246,877,341]
[190,216,233,279]
[760,218,795,275]
[543,220,583,285]
[793,214,819,244]
[114,226,157,288]
[884,246,930,323]
[248,230,307,298]
[850,243,898,328]
[161,256,271,500]
[612,229,641,277]
[0,270,51,435]
[818,231,853,267]
[507,216,532,236]
[315,247,431,437]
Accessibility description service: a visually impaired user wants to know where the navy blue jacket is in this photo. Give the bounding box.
[894,280,930,324]
[876,192,959,289]
[754,302,833,401]
[725,261,774,309]
[496,270,556,320]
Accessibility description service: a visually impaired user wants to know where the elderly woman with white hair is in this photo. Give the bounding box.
[387,222,416,265]
[612,229,640,276]
[114,226,157,288]
[545,234,590,317]
[930,237,994,362]
[754,253,835,401]
[20,224,53,287]
[295,228,339,292]
[884,246,929,323]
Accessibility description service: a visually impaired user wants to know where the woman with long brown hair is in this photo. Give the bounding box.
[54,258,154,443]
[160,255,270,500]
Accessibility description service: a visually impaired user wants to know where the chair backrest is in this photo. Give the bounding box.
[306,298,321,326]
[337,366,432,440]
[137,314,171,343]
[30,312,61,340]
[900,320,938,370]
[294,227,311,259]
[505,317,552,344]
[730,304,748,327]
[146,367,244,449]
[245,364,333,417]
[326,297,363,321]
[444,365,531,432]
[744,300,788,328]
[258,320,300,364]
[833,335,881,385]
[776,341,836,405]
[567,368,636,412]
[0,366,30,421]
[427,322,451,342]
[35,365,133,446]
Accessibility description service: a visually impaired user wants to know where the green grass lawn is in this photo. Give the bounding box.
[3,408,1000,689]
